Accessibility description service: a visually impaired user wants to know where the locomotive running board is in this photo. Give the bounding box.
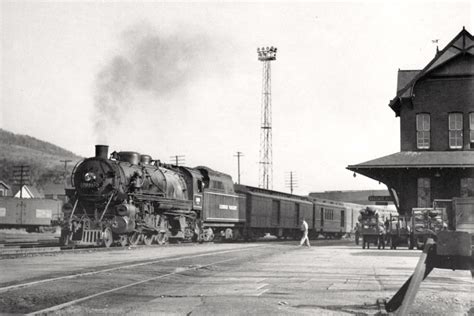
[130,194,192,210]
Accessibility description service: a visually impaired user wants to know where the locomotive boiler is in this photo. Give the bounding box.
[62,145,236,247]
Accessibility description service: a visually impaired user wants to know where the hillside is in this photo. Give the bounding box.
[0,129,82,194]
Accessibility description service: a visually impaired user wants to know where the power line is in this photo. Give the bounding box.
[234,152,244,184]
[285,171,298,195]
[170,155,185,167]
[13,165,30,199]
[60,160,72,186]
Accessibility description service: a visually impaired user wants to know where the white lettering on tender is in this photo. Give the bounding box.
[36,209,52,219]
[228,205,238,211]
[219,204,229,210]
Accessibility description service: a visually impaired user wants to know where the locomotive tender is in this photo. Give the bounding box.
[61,145,358,247]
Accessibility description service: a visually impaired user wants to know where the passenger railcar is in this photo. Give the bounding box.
[309,197,360,239]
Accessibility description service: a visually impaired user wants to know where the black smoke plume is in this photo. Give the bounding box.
[94,23,209,143]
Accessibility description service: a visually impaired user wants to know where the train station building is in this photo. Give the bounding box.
[348,28,474,214]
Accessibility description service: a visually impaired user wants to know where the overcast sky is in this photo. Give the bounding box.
[1,0,472,194]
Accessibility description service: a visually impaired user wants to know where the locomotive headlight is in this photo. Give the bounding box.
[84,172,96,182]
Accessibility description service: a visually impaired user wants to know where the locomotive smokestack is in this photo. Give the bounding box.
[95,145,109,159]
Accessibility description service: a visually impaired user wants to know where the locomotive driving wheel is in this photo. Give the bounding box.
[143,234,154,246]
[102,227,114,248]
[129,232,141,246]
[118,235,128,247]
[156,232,168,245]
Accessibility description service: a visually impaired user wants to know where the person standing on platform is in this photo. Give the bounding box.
[299,218,311,247]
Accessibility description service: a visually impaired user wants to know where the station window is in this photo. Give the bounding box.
[416,113,430,149]
[470,113,474,148]
[460,178,474,197]
[417,178,431,208]
[0,189,4,197]
[448,113,463,149]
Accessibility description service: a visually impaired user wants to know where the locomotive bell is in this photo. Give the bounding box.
[95,145,109,159]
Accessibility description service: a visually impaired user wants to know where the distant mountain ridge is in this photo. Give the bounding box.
[0,129,79,158]
[0,129,82,193]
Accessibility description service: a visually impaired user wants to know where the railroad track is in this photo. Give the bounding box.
[0,244,278,314]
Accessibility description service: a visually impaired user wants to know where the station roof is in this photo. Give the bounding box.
[389,28,474,116]
[347,151,474,170]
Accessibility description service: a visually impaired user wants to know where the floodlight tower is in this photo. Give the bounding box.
[257,46,277,190]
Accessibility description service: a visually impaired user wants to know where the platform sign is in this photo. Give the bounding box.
[368,195,393,202]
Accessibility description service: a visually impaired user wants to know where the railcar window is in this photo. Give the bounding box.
[295,203,300,226]
[324,209,334,220]
[197,180,203,193]
[210,180,224,190]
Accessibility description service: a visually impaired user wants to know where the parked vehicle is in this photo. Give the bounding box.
[410,208,447,250]
[387,214,412,249]
[358,207,386,249]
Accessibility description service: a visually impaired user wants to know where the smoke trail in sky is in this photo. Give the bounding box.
[94,22,210,143]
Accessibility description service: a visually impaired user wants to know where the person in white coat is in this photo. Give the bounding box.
[299,218,311,247]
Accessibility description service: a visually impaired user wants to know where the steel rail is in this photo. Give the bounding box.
[0,245,263,293]
[26,256,239,316]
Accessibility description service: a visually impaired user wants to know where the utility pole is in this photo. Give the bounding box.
[234,152,244,184]
[285,171,298,195]
[60,159,72,186]
[170,155,185,167]
[257,46,277,190]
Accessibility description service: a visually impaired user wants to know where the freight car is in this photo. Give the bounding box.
[234,184,313,240]
[0,197,63,232]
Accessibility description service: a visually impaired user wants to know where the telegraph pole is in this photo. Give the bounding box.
[257,46,277,190]
[170,155,185,167]
[13,165,30,199]
[285,171,298,195]
[234,151,244,184]
[60,159,72,185]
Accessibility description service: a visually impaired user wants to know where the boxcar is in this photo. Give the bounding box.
[234,185,313,240]
[0,197,63,231]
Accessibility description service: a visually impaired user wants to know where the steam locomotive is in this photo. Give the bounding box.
[61,145,359,247]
